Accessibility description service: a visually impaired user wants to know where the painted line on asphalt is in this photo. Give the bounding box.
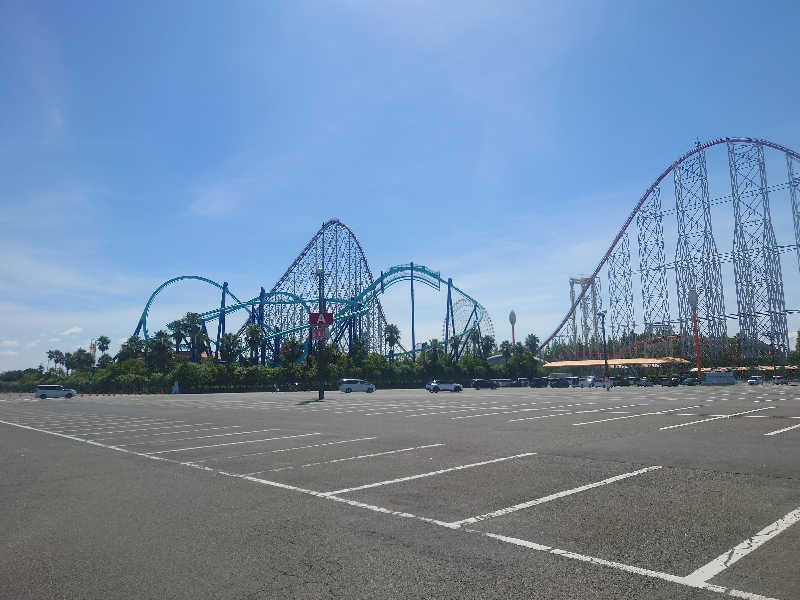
[249,443,446,475]
[321,452,538,496]
[764,422,800,436]
[0,418,787,600]
[659,407,773,430]
[509,404,657,423]
[189,437,382,462]
[573,405,704,426]
[685,505,800,585]
[147,432,321,454]
[120,428,282,446]
[446,466,662,528]
[93,425,242,441]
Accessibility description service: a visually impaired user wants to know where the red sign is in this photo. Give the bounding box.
[312,326,328,341]
[309,312,334,326]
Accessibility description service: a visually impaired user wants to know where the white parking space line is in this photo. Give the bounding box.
[194,437,379,462]
[76,423,209,435]
[120,428,281,446]
[572,405,704,426]
[659,407,773,430]
[446,466,662,528]
[93,425,242,441]
[764,422,800,436]
[321,452,537,496]
[685,505,800,585]
[147,433,322,454]
[248,443,446,475]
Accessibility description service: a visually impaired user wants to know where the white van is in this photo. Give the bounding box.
[35,384,77,399]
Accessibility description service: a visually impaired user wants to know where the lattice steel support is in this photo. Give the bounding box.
[674,146,727,358]
[788,154,800,275]
[569,276,602,358]
[728,142,789,357]
[636,186,671,356]
[607,232,634,351]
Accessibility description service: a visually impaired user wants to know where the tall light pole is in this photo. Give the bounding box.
[598,310,609,390]
[688,288,702,380]
[316,268,326,401]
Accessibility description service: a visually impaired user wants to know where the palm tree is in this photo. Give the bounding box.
[46,349,56,369]
[469,328,481,356]
[96,335,111,354]
[384,324,400,361]
[449,334,461,359]
[52,349,65,371]
[426,339,443,362]
[219,333,243,364]
[168,320,186,357]
[245,323,265,364]
[183,312,203,362]
[524,333,540,355]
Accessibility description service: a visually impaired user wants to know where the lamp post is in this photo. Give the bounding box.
[688,288,702,380]
[316,268,326,401]
[598,310,609,391]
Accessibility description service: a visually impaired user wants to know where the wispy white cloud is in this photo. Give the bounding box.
[61,326,83,336]
[48,337,60,342]
[25,339,40,349]
[0,340,19,347]
[0,350,19,356]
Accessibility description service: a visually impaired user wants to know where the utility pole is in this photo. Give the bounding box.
[598,310,609,390]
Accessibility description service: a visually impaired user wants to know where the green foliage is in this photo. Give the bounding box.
[219,333,243,365]
[96,335,111,353]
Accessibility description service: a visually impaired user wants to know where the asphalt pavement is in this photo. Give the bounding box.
[1,383,798,599]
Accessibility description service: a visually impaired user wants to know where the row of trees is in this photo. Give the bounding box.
[3,322,545,394]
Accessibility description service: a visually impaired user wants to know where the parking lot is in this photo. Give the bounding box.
[1,384,799,599]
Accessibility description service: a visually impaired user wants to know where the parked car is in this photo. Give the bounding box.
[492,379,514,387]
[426,380,463,393]
[613,377,631,387]
[660,377,680,386]
[681,377,700,386]
[338,378,375,393]
[549,378,570,388]
[35,384,77,399]
[529,377,549,388]
[773,375,788,385]
[516,378,530,387]
[579,376,597,388]
[472,378,497,390]
[747,375,764,386]
[635,377,653,387]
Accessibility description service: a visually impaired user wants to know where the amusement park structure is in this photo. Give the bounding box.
[133,219,494,364]
[540,137,800,363]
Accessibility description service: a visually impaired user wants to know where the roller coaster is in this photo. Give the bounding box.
[539,137,800,362]
[133,219,494,364]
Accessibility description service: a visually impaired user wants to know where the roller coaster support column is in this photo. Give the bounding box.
[316,268,326,401]
[273,327,280,367]
[215,282,228,360]
[411,262,416,361]
[444,278,453,355]
[598,311,609,391]
[258,287,266,365]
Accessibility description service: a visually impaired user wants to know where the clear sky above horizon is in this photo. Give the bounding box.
[2,0,800,370]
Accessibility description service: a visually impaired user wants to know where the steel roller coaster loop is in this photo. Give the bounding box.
[538,137,800,357]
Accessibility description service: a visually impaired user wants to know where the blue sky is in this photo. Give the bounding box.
[2,0,800,370]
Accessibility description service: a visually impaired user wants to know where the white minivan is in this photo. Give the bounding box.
[338,378,376,393]
[35,384,77,399]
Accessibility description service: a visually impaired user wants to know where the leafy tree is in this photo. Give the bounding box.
[183,312,204,362]
[499,340,512,359]
[524,333,540,355]
[117,336,145,362]
[468,328,481,356]
[97,354,114,368]
[481,335,496,358]
[97,335,111,354]
[219,333,243,364]
[46,349,56,369]
[384,324,401,361]
[168,320,186,354]
[146,330,174,372]
[449,335,460,358]
[69,348,94,372]
[245,324,265,364]
[425,339,443,362]
[280,337,303,364]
